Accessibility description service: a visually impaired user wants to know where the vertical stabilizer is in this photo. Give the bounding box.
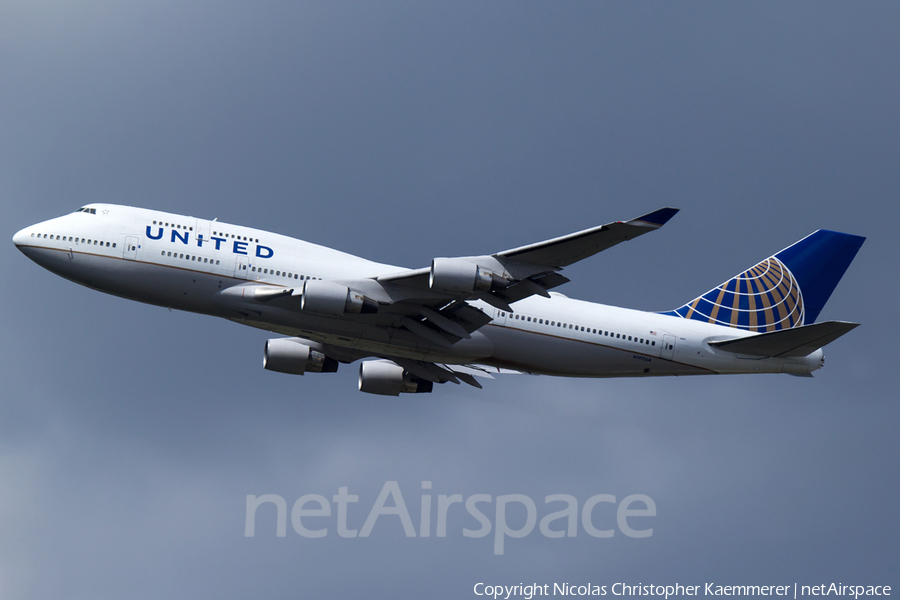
[663,230,864,331]
[774,230,865,324]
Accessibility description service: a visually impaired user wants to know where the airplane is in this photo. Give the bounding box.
[13,205,865,395]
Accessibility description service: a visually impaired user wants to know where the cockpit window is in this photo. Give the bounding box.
[74,207,97,214]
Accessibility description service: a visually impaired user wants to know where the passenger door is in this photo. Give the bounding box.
[234,255,249,279]
[661,335,676,360]
[124,236,139,260]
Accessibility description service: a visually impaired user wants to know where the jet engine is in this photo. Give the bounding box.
[301,280,377,315]
[358,361,434,396]
[263,338,339,375]
[429,258,494,294]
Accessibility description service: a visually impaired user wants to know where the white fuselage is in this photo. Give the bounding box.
[13,204,824,378]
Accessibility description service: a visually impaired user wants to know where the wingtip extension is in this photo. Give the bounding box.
[631,207,680,227]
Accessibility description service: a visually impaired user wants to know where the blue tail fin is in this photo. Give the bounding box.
[663,230,865,331]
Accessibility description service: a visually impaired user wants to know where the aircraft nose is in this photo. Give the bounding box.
[13,226,30,249]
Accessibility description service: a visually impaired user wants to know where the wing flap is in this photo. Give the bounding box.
[708,321,859,358]
[386,359,491,389]
[492,272,570,305]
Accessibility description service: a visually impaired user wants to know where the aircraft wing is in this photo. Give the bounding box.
[218,208,678,350]
[496,207,680,268]
[375,207,678,309]
[343,207,678,347]
[380,356,524,390]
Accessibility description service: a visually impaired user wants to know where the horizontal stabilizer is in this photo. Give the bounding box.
[708,321,859,358]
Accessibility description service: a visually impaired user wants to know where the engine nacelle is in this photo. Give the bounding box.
[429,258,494,294]
[358,361,434,396]
[301,280,376,315]
[264,338,339,375]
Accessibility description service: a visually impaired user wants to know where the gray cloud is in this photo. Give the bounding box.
[2,2,898,598]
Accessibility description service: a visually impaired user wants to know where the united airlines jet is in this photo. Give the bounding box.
[13,205,864,395]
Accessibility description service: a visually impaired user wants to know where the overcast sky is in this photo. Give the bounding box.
[2,2,898,598]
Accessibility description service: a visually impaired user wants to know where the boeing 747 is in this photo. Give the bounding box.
[13,206,864,395]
